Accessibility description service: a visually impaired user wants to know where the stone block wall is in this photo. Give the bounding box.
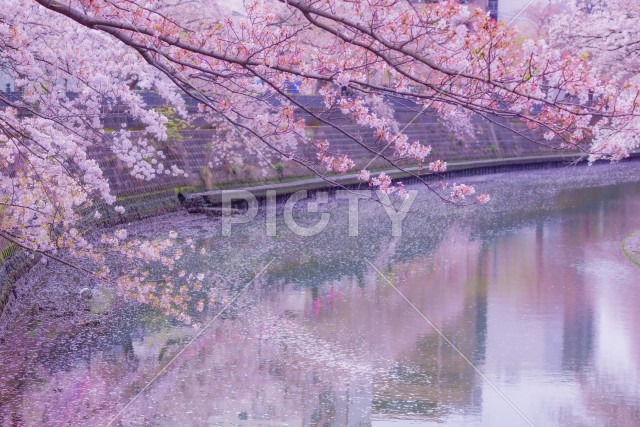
[95,99,554,196]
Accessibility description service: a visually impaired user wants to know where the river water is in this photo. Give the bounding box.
[1,162,640,426]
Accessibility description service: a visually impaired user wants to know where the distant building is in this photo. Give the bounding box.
[487,0,499,20]
[0,73,13,93]
[410,0,499,20]
[470,0,499,21]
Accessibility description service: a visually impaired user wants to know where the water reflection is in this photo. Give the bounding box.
[1,164,640,426]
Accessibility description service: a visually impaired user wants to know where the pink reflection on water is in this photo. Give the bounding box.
[2,175,640,426]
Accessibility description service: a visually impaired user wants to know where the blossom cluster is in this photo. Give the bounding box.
[316,140,356,173]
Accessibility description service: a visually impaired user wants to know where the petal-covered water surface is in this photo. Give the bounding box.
[2,162,640,426]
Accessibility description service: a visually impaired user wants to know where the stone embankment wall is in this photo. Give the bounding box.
[98,99,553,196]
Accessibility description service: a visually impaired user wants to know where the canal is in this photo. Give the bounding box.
[1,162,640,426]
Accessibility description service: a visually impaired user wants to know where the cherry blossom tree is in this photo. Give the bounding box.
[1,0,638,321]
[545,0,640,80]
[540,0,640,162]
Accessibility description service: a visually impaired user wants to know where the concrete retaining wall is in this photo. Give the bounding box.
[95,99,555,196]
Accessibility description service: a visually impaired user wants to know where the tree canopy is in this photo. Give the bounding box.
[1,0,638,321]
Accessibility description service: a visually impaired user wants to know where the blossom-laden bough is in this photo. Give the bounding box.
[540,0,640,162]
[1,0,639,322]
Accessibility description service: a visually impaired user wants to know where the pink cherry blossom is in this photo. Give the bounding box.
[476,194,491,204]
[357,170,371,181]
[0,0,636,323]
[429,160,448,173]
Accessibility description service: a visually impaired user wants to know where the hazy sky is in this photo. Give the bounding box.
[499,0,545,24]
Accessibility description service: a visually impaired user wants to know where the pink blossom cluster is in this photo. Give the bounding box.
[370,172,394,195]
[429,160,448,173]
[449,183,476,201]
[316,140,355,173]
